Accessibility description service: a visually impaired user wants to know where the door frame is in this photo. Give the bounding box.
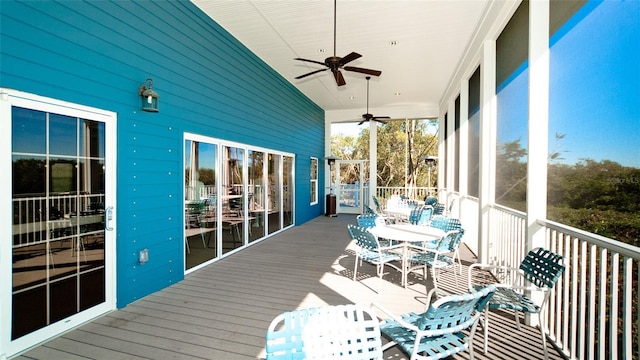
[335,160,366,214]
[0,88,117,358]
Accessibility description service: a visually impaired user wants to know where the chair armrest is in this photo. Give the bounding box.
[380,243,405,251]
[468,263,521,290]
[370,302,421,333]
[423,287,454,310]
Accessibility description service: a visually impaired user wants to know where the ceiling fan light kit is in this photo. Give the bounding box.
[294,0,381,86]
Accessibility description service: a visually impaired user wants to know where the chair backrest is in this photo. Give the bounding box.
[356,214,384,229]
[348,224,381,251]
[265,304,383,360]
[372,196,383,212]
[363,204,376,214]
[430,216,462,232]
[433,203,446,215]
[434,229,464,253]
[519,248,565,289]
[409,205,433,226]
[415,284,496,333]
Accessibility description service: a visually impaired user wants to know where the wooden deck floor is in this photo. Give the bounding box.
[18,214,565,360]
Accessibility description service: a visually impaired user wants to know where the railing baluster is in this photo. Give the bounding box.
[598,248,607,360]
[610,252,619,358]
[578,240,587,360]
[623,256,632,360]
[588,243,596,360]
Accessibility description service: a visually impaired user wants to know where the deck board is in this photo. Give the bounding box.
[17,214,565,360]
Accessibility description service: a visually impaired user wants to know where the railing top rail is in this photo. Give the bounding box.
[490,203,526,218]
[537,218,640,259]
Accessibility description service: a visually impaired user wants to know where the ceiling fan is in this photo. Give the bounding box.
[294,0,382,87]
[358,76,390,125]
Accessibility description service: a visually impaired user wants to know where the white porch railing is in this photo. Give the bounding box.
[370,187,437,207]
[487,205,640,360]
[540,218,639,360]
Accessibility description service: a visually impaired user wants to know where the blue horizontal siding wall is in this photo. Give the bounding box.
[1,0,325,307]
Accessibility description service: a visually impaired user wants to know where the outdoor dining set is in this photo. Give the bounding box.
[264,196,566,360]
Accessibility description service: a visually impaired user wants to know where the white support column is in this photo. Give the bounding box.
[445,101,456,202]
[478,39,497,263]
[527,0,550,327]
[527,0,550,250]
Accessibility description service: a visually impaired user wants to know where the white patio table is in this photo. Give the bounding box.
[368,224,445,287]
[382,207,413,222]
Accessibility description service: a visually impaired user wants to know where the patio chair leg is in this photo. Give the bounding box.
[513,310,521,330]
[483,307,490,354]
[353,254,359,281]
[538,312,550,360]
[431,267,438,289]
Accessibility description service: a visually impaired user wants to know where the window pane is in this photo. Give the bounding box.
[547,0,640,245]
[495,1,529,211]
[468,66,481,198]
[12,107,46,154]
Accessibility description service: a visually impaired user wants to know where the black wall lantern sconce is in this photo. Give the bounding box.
[138,78,159,112]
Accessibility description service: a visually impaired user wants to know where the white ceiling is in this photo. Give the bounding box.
[191,0,493,122]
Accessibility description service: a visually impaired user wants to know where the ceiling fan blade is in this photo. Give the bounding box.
[294,58,327,66]
[344,66,382,77]
[295,68,328,79]
[358,119,367,126]
[340,52,361,66]
[333,70,346,86]
[372,116,391,120]
[373,118,389,124]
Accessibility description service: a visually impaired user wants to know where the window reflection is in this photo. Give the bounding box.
[222,146,244,253]
[268,154,281,234]
[184,140,217,270]
[11,107,106,340]
[248,150,265,242]
[283,156,294,227]
[183,135,295,270]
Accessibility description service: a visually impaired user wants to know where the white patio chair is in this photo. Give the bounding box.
[265,304,383,359]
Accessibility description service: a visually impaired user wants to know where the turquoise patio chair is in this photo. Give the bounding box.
[468,247,565,360]
[406,229,464,289]
[432,203,445,215]
[356,213,385,229]
[409,205,434,226]
[265,304,383,359]
[372,284,496,360]
[348,224,402,292]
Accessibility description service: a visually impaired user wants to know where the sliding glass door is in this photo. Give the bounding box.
[183,134,294,273]
[2,90,116,357]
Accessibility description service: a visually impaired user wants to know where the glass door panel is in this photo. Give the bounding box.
[248,150,265,242]
[184,139,217,270]
[222,146,245,253]
[337,160,364,214]
[283,156,294,227]
[268,154,281,234]
[10,105,110,344]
